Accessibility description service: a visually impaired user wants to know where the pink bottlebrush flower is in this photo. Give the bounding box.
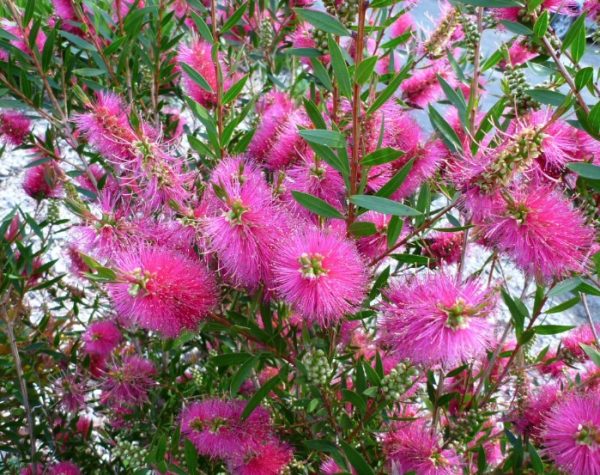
[108,245,217,338]
[0,20,46,60]
[562,323,600,361]
[380,273,496,367]
[479,185,595,279]
[5,214,20,242]
[290,23,327,66]
[585,0,600,20]
[203,156,290,289]
[227,440,293,475]
[536,348,567,377]
[23,161,63,201]
[505,40,538,67]
[83,320,121,358]
[423,232,463,266]
[364,102,422,159]
[52,0,89,35]
[390,13,414,38]
[178,38,230,107]
[282,150,345,218]
[114,0,146,20]
[100,355,156,406]
[0,110,30,145]
[74,91,138,165]
[401,61,456,108]
[543,0,582,15]
[54,375,86,412]
[180,399,272,459]
[74,164,108,196]
[248,91,295,162]
[355,211,408,259]
[575,129,600,163]
[273,228,368,327]
[48,462,81,475]
[391,139,446,199]
[543,393,600,475]
[262,110,309,170]
[321,458,356,474]
[383,420,463,474]
[513,384,561,439]
[76,416,92,438]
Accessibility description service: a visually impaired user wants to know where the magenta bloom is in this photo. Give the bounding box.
[381,273,496,367]
[562,324,600,361]
[248,91,295,160]
[423,232,463,266]
[108,245,217,338]
[83,320,121,358]
[401,61,456,108]
[180,399,271,459]
[479,185,595,279]
[54,375,86,412]
[513,384,561,438]
[178,38,230,107]
[384,420,463,475]
[227,440,293,475]
[543,393,600,475]
[273,228,368,327]
[0,110,30,145]
[23,162,63,201]
[204,156,290,289]
[100,355,156,406]
[48,462,81,475]
[390,13,414,38]
[0,20,46,60]
[356,211,408,259]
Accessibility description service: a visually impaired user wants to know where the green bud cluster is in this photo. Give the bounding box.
[592,28,600,44]
[311,29,329,52]
[478,127,543,192]
[113,435,149,471]
[504,67,539,114]
[323,0,360,27]
[189,366,204,387]
[424,8,460,58]
[460,16,480,63]
[449,411,486,448]
[259,19,275,49]
[47,199,60,224]
[380,361,418,402]
[302,349,331,386]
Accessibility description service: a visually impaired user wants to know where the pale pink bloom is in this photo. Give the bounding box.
[74,164,109,196]
[204,156,290,289]
[262,110,309,170]
[48,462,81,475]
[513,384,561,439]
[505,40,538,67]
[401,61,456,108]
[273,228,368,327]
[380,273,496,367]
[178,38,230,107]
[180,399,271,459]
[227,440,293,475]
[0,20,46,60]
[390,13,414,38]
[74,91,138,165]
[23,162,63,201]
[391,139,446,199]
[100,355,156,406]
[0,110,30,145]
[585,0,600,20]
[575,129,600,163]
[384,420,463,474]
[562,324,600,361]
[536,348,568,377]
[543,393,600,475]
[108,245,217,338]
[321,458,356,474]
[356,211,408,259]
[282,150,345,218]
[479,185,595,279]
[83,320,121,357]
[248,91,295,161]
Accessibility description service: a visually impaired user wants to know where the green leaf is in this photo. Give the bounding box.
[242,375,281,419]
[349,221,378,237]
[181,63,213,93]
[438,74,467,125]
[528,443,544,474]
[580,344,600,367]
[292,191,344,219]
[375,158,415,198]
[544,296,580,314]
[42,28,56,71]
[500,20,533,36]
[387,215,402,248]
[533,10,548,38]
[562,15,586,51]
[575,67,594,91]
[327,35,352,98]
[341,389,367,415]
[191,12,213,42]
[548,277,583,297]
[502,288,527,339]
[59,31,96,51]
[230,355,259,395]
[533,324,575,335]
[362,147,403,167]
[222,3,247,34]
[570,16,587,62]
[306,142,349,176]
[303,99,327,129]
[525,89,567,107]
[350,195,421,216]
[567,162,600,180]
[23,0,36,26]
[355,56,378,85]
[223,75,248,105]
[184,440,198,474]
[212,352,252,367]
[367,69,406,115]
[310,58,333,90]
[299,129,346,148]
[294,8,350,36]
[482,48,505,72]
[428,105,463,153]
[340,441,375,475]
[73,68,107,77]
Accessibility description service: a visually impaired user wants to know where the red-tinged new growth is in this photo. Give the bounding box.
[108,246,217,338]
[273,228,368,327]
[384,420,463,475]
[543,393,600,475]
[381,273,496,367]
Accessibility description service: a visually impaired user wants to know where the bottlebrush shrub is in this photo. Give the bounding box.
[2,0,600,473]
